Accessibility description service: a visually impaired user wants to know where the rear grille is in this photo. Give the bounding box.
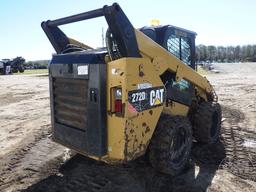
[53,78,88,131]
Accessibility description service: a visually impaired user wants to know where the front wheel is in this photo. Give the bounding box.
[193,102,222,144]
[149,115,192,175]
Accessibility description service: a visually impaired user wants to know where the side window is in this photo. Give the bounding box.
[165,33,193,105]
[164,77,193,106]
[167,35,180,59]
[161,70,193,106]
[180,38,191,65]
[172,79,190,92]
[166,35,191,66]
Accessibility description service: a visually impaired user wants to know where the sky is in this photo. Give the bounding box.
[1,0,256,61]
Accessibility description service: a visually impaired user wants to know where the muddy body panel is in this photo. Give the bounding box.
[105,58,164,161]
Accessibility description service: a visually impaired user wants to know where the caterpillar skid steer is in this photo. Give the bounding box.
[41,3,221,175]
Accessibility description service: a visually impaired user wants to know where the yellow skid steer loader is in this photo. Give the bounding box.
[41,3,221,175]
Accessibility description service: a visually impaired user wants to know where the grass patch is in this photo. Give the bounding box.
[14,69,48,75]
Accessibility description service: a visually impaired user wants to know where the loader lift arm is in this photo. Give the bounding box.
[135,29,216,101]
[41,3,215,102]
[41,3,140,57]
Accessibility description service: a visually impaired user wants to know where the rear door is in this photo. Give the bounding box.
[49,52,107,157]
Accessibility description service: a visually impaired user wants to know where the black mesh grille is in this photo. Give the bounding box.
[53,78,88,131]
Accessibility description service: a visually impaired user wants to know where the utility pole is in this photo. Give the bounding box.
[102,27,105,47]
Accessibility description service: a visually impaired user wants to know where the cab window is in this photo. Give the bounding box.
[166,35,191,66]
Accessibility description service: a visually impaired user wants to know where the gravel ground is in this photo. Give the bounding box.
[0,63,255,192]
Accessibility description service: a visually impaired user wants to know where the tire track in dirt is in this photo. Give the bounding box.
[0,124,66,192]
[1,69,256,191]
[20,105,256,192]
[220,106,256,181]
[192,105,256,181]
[23,155,148,192]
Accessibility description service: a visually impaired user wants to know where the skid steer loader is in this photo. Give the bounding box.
[41,3,221,175]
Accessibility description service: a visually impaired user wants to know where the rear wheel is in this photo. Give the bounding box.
[193,102,222,144]
[149,115,192,175]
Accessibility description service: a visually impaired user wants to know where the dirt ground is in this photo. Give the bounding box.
[0,63,255,192]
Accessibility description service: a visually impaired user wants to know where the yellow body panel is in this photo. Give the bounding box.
[163,101,189,116]
[104,58,163,161]
[68,38,93,49]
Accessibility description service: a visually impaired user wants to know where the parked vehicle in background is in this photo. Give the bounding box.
[0,57,25,75]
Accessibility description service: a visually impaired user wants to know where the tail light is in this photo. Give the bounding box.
[111,87,123,115]
[115,99,122,113]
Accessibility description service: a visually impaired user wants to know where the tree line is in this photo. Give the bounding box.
[196,45,256,63]
[24,60,49,69]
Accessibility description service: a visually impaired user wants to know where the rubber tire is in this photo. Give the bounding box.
[149,115,192,176]
[19,67,24,73]
[193,102,222,144]
[12,68,18,73]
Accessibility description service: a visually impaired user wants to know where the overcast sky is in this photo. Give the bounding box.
[1,0,255,60]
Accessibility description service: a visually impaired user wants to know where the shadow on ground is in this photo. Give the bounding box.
[22,141,225,192]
